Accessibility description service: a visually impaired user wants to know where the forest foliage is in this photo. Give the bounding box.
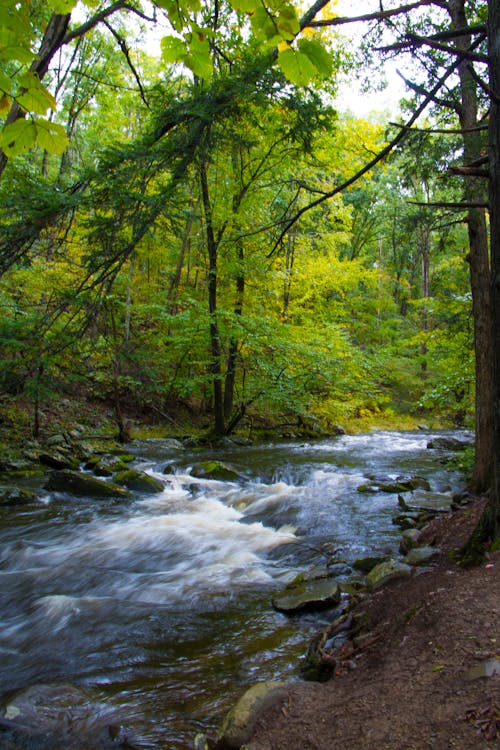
[0,0,482,439]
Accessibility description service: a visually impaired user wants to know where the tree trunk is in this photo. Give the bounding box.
[483,0,500,538]
[199,153,225,436]
[0,14,71,178]
[460,0,500,562]
[448,0,493,493]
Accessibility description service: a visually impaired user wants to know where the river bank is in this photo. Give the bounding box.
[209,499,500,750]
[0,412,493,749]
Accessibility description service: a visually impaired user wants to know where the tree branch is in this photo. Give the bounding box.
[268,49,479,255]
[102,20,149,107]
[389,121,488,134]
[307,1,445,29]
[379,32,488,63]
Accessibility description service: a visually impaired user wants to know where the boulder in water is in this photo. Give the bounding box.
[0,487,38,506]
[190,461,241,481]
[427,436,472,451]
[44,469,131,498]
[113,469,164,493]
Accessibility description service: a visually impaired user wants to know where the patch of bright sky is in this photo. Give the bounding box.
[330,0,407,118]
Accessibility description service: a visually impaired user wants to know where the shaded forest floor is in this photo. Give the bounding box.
[244,500,500,750]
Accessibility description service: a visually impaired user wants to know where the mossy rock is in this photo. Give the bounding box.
[39,451,80,470]
[113,469,164,493]
[353,555,388,574]
[190,461,241,481]
[367,559,412,590]
[0,487,38,507]
[44,469,131,498]
[216,682,288,749]
[403,546,441,566]
[272,579,341,613]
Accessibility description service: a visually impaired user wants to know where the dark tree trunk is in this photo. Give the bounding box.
[0,14,71,178]
[461,0,500,562]
[483,0,500,538]
[448,0,493,493]
[199,154,225,436]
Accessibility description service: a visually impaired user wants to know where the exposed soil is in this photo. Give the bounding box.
[244,500,500,750]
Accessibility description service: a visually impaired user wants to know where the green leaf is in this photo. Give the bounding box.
[298,38,333,79]
[160,35,187,63]
[278,47,318,86]
[0,44,33,64]
[0,118,37,156]
[186,31,212,79]
[276,5,300,39]
[48,0,78,11]
[35,119,69,155]
[17,73,57,115]
[230,0,260,12]
[0,71,12,94]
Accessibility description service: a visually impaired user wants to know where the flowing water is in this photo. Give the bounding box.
[0,430,469,748]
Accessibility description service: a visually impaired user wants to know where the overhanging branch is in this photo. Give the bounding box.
[268,52,472,255]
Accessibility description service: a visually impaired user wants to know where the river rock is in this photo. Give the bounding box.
[113,469,164,493]
[358,476,431,494]
[353,555,388,574]
[39,451,79,470]
[216,681,288,749]
[399,528,422,554]
[403,546,441,566]
[0,487,38,506]
[44,469,131,498]
[1,683,139,748]
[272,578,341,613]
[427,436,472,451]
[190,461,241,481]
[85,455,128,476]
[367,559,412,590]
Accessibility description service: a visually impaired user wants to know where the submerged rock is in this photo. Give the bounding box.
[113,469,164,493]
[216,681,288,749]
[0,487,38,506]
[366,559,412,590]
[272,579,341,613]
[44,469,131,498]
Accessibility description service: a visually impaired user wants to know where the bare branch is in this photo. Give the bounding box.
[102,20,149,107]
[380,32,488,63]
[307,1,445,29]
[409,200,489,208]
[396,69,459,109]
[449,166,489,177]
[389,121,488,134]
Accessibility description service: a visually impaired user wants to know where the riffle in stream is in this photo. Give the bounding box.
[0,431,468,748]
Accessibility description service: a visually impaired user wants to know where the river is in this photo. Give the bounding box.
[0,430,468,749]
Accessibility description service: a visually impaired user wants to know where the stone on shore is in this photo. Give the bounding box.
[272,579,341,613]
[216,681,288,749]
[367,559,412,590]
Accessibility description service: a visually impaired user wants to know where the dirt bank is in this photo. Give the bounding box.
[241,500,500,749]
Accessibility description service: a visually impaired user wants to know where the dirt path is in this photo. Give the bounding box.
[243,501,500,750]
